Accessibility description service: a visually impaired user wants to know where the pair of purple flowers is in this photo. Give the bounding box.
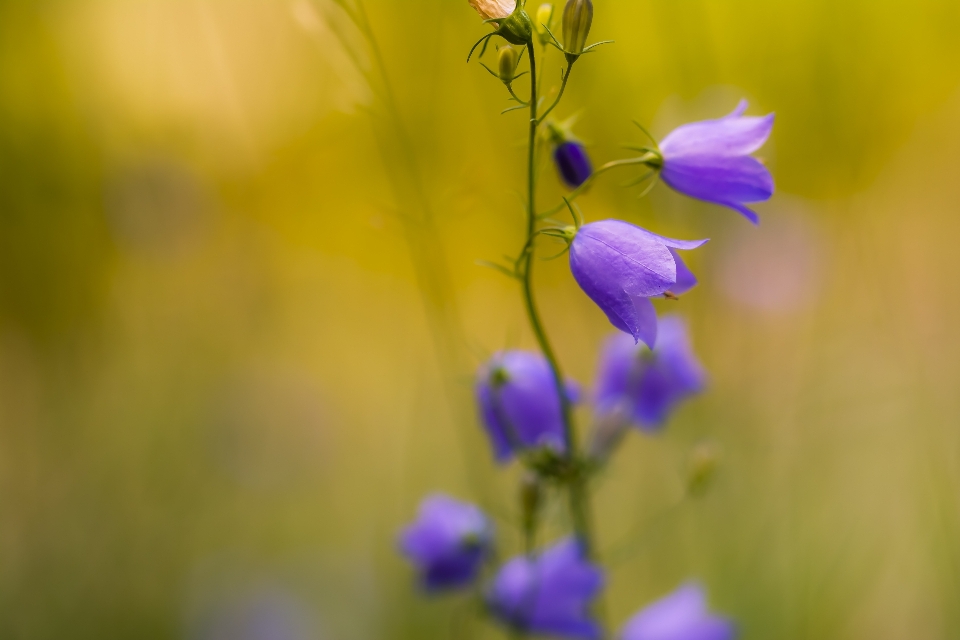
[476,315,705,464]
[400,496,733,639]
[554,100,775,225]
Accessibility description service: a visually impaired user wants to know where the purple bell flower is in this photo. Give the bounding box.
[619,583,736,640]
[398,494,493,592]
[554,141,593,189]
[476,350,576,463]
[569,219,707,348]
[658,100,774,225]
[595,315,706,430]
[488,537,604,639]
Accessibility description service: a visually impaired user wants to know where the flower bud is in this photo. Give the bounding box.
[498,45,519,83]
[562,0,593,56]
[468,0,516,21]
[535,3,555,45]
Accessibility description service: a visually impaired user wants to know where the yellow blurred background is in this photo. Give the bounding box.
[1,0,960,637]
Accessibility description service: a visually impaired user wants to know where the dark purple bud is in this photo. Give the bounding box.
[476,350,577,464]
[658,100,775,224]
[398,494,493,592]
[619,583,736,640]
[553,141,593,189]
[568,220,708,348]
[594,316,706,431]
[488,538,604,639]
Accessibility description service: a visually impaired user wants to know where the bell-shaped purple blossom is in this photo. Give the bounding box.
[658,100,774,225]
[595,315,706,430]
[619,583,736,640]
[476,350,576,463]
[398,494,493,592]
[569,220,707,348]
[488,537,604,639]
[554,141,593,188]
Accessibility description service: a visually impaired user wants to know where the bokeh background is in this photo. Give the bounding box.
[2,0,960,637]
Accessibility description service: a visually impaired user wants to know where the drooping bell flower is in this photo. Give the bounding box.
[569,219,707,348]
[547,120,593,189]
[554,141,593,189]
[488,537,604,639]
[476,350,577,463]
[656,100,774,225]
[594,315,706,430]
[399,494,494,592]
[619,583,736,640]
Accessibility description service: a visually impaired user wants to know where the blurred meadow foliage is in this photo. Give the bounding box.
[2,0,960,638]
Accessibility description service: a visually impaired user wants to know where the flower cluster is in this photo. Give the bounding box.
[395,0,776,636]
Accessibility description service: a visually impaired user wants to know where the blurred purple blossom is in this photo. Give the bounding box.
[595,315,706,430]
[554,141,593,188]
[569,220,707,348]
[659,100,774,224]
[399,494,493,592]
[476,350,577,463]
[488,537,604,639]
[619,583,736,640]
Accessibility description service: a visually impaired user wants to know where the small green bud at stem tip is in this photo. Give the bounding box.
[498,45,520,83]
[562,0,593,55]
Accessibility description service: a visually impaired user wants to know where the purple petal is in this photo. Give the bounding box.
[631,296,658,349]
[667,249,698,296]
[554,141,594,189]
[573,221,677,297]
[661,155,773,202]
[660,107,774,159]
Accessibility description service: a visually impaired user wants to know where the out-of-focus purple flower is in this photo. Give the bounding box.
[488,537,604,639]
[554,141,593,188]
[658,100,774,225]
[619,583,736,640]
[569,220,707,348]
[595,315,706,430]
[399,494,493,592]
[476,350,576,463]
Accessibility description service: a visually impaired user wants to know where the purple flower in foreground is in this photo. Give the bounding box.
[658,100,774,225]
[399,494,493,592]
[489,537,604,639]
[476,350,577,463]
[595,316,706,430]
[554,141,593,188]
[569,220,707,348]
[620,583,736,640]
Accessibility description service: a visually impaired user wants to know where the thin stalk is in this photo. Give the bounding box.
[537,152,660,219]
[538,63,574,124]
[519,40,595,558]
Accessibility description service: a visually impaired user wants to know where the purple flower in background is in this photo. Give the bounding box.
[619,583,736,640]
[399,494,493,592]
[554,141,593,188]
[658,100,774,225]
[488,537,604,639]
[569,220,707,348]
[595,316,706,430]
[476,350,576,463]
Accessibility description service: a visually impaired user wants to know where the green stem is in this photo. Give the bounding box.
[520,40,596,559]
[537,152,660,219]
[538,63,574,124]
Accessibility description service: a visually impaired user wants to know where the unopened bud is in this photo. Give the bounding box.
[562,0,593,57]
[686,441,721,497]
[535,3,555,45]
[498,45,519,83]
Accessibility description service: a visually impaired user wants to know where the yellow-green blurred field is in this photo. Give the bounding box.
[2,0,960,638]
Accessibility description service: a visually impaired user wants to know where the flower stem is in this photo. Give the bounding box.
[520,40,596,559]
